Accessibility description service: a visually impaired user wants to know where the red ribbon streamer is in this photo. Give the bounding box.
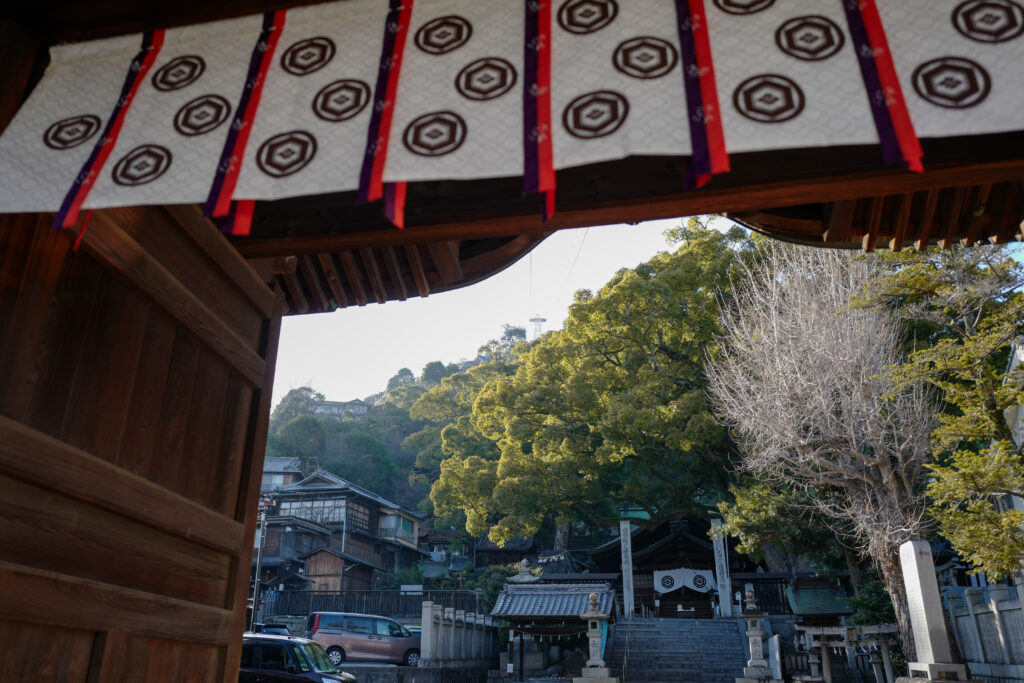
[58,30,165,228]
[858,0,923,173]
[688,0,729,185]
[212,10,286,217]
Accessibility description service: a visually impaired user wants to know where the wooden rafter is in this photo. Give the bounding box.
[403,245,430,298]
[381,246,407,302]
[914,190,939,251]
[316,253,348,308]
[338,251,368,307]
[358,248,387,304]
[427,241,462,286]
[297,255,331,313]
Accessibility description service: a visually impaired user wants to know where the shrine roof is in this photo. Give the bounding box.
[491,582,615,619]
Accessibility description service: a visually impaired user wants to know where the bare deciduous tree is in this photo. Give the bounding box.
[706,244,934,658]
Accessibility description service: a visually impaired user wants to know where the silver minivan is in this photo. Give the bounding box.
[305,612,421,667]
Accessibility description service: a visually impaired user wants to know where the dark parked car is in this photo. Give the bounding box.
[240,633,355,682]
[254,622,292,635]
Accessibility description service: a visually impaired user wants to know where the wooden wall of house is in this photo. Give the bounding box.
[307,552,344,592]
[0,199,282,681]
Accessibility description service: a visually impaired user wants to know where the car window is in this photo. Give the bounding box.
[387,622,405,637]
[240,643,255,668]
[288,644,311,672]
[321,614,345,630]
[258,644,290,671]
[374,620,391,636]
[302,642,338,673]
[345,617,373,634]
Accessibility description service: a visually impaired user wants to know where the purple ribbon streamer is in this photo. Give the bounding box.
[203,12,276,218]
[54,32,155,229]
[841,0,902,167]
[674,0,710,190]
[358,0,403,205]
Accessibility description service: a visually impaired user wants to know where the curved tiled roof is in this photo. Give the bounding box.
[491,582,615,619]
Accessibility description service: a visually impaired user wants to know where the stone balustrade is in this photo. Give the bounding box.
[943,577,1024,683]
[419,600,499,669]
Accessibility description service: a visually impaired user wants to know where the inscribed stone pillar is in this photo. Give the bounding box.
[899,540,969,681]
[619,520,634,617]
[711,517,733,618]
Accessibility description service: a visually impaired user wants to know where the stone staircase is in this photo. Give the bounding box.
[607,618,747,683]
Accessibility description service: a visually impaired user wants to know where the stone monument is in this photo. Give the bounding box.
[573,592,618,683]
[735,583,782,683]
[712,516,734,618]
[897,540,974,682]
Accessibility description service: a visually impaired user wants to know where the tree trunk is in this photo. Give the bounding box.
[878,549,916,663]
[842,545,864,595]
[554,522,572,550]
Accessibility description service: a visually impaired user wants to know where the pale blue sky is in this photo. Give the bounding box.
[272,219,684,405]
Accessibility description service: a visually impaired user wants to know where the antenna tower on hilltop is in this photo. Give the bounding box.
[529,314,547,340]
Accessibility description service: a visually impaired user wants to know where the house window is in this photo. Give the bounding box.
[279,498,345,525]
[261,473,285,488]
[347,502,369,532]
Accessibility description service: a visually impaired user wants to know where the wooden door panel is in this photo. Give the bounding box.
[0,206,281,682]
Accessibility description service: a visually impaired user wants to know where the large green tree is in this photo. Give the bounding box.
[429,224,750,547]
[269,386,324,434]
[859,244,1024,578]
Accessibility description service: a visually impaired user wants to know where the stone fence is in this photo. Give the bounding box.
[944,579,1024,683]
[419,600,500,670]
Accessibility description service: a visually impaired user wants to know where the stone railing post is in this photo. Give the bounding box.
[987,584,1012,665]
[444,607,456,664]
[420,601,434,664]
[820,640,833,683]
[455,609,466,663]
[964,587,987,663]
[431,603,443,666]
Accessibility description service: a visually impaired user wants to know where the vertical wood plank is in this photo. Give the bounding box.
[219,292,284,683]
[149,330,200,493]
[117,311,176,476]
[60,272,149,461]
[181,348,231,504]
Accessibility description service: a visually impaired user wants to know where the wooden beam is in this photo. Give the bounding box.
[942,187,967,248]
[862,196,885,252]
[297,255,331,313]
[403,245,430,298]
[358,248,387,304]
[317,253,349,308]
[888,193,912,251]
[220,292,283,682]
[80,212,265,387]
[427,241,463,285]
[823,200,855,244]
[162,204,274,317]
[0,415,244,554]
[232,158,1024,258]
[991,182,1021,244]
[280,270,309,314]
[962,183,992,247]
[338,251,368,307]
[914,189,939,250]
[272,256,297,274]
[0,560,234,645]
[381,246,407,302]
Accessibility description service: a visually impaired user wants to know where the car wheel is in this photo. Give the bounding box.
[404,649,420,667]
[327,646,345,666]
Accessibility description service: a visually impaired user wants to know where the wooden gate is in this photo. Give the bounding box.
[0,203,282,682]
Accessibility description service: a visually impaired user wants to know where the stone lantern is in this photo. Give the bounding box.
[573,592,618,683]
[735,583,780,683]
